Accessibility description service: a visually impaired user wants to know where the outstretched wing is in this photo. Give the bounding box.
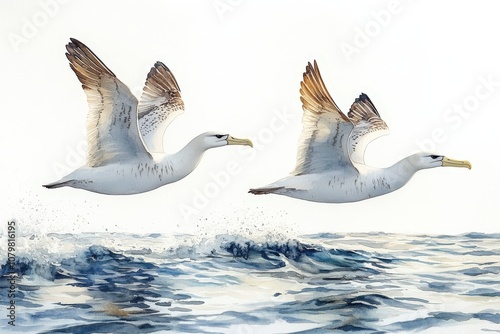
[347,93,389,165]
[66,38,151,167]
[137,62,185,153]
[293,61,355,175]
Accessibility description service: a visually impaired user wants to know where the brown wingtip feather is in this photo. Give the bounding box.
[145,61,182,93]
[299,60,349,121]
[347,93,384,125]
[65,38,116,80]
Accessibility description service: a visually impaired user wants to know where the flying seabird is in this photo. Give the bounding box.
[44,38,252,195]
[249,61,471,202]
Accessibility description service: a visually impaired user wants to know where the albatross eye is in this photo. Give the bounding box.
[430,155,440,159]
[214,134,224,139]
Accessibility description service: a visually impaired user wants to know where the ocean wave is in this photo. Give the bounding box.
[2,234,388,282]
[1,232,499,333]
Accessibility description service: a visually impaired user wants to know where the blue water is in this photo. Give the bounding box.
[1,232,500,333]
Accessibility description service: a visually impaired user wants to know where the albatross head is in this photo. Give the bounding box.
[199,132,253,149]
[411,153,472,170]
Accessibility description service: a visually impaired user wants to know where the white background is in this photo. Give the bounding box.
[0,0,498,236]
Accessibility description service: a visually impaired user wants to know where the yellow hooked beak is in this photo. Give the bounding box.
[442,157,472,170]
[227,136,253,147]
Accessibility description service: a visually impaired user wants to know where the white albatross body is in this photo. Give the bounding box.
[44,38,252,195]
[249,61,471,203]
[51,134,233,195]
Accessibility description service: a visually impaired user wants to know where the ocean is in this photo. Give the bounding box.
[1,231,499,333]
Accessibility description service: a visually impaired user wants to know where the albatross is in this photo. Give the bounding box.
[249,61,471,202]
[43,38,252,195]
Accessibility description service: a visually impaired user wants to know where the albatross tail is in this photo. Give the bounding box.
[43,180,74,189]
[248,186,285,195]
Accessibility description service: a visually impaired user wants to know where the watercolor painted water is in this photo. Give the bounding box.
[1,230,499,333]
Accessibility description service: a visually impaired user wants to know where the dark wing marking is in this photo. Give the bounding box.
[137,62,185,153]
[66,38,151,167]
[347,93,389,165]
[293,61,355,175]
